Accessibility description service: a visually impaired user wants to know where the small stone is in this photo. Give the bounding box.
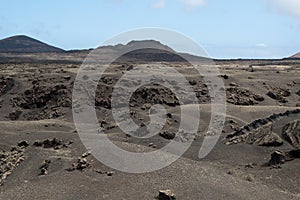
[229,119,236,124]
[245,163,257,168]
[81,151,91,158]
[166,113,172,118]
[159,131,175,140]
[9,110,22,120]
[39,160,51,176]
[106,171,115,176]
[189,80,197,85]
[227,169,235,175]
[40,168,48,175]
[148,143,154,147]
[158,189,176,200]
[253,94,264,102]
[63,75,71,80]
[221,74,229,79]
[82,75,89,80]
[126,65,133,71]
[229,82,238,87]
[245,174,255,182]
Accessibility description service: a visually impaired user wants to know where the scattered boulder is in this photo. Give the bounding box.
[67,158,91,172]
[269,151,286,166]
[17,140,29,148]
[269,149,300,166]
[158,189,176,200]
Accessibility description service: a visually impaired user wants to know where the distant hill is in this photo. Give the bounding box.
[93,40,209,63]
[0,36,210,63]
[0,35,65,53]
[290,53,300,59]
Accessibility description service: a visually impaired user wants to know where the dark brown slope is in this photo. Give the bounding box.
[0,35,65,53]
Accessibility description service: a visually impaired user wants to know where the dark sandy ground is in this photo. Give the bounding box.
[0,54,299,199]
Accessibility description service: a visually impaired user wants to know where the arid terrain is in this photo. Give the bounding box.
[0,36,299,200]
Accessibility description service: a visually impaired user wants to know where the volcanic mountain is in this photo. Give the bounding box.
[0,35,64,53]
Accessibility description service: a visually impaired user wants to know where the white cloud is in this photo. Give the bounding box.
[266,0,300,18]
[151,0,166,9]
[151,0,205,10]
[256,43,267,48]
[181,0,206,10]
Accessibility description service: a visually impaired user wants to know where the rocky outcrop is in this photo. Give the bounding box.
[0,144,27,185]
[282,120,300,148]
[227,109,300,140]
[0,77,14,96]
[33,138,72,150]
[266,86,291,103]
[226,122,283,146]
[12,84,71,109]
[226,87,264,105]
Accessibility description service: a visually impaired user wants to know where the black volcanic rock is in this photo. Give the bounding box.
[0,35,64,53]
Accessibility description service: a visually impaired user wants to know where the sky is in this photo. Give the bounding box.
[0,0,300,59]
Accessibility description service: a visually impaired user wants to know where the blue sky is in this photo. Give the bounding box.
[0,0,300,59]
